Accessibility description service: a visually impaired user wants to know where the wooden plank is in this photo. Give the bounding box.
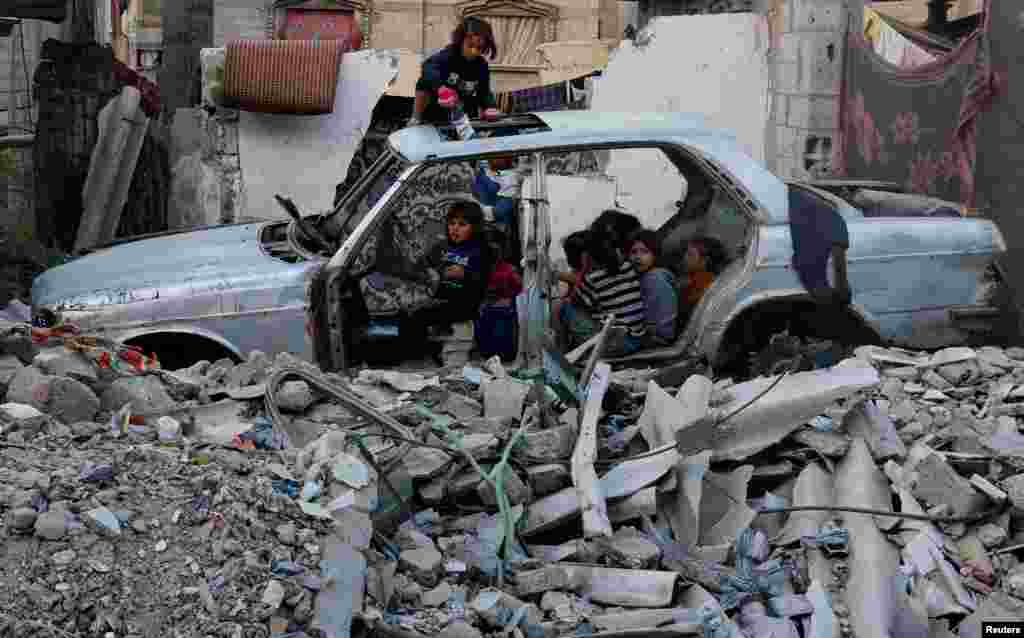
[572,362,612,539]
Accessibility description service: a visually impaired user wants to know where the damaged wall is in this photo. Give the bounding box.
[764,0,847,180]
[172,48,399,226]
[592,14,769,165]
[237,49,399,220]
[168,107,244,229]
[586,13,769,226]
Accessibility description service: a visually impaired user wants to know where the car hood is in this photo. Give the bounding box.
[32,223,299,308]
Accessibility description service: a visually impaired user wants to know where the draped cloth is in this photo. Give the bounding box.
[834,0,998,208]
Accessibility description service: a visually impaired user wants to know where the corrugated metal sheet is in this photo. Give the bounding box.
[224,39,344,115]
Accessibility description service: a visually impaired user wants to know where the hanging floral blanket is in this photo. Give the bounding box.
[834,2,998,209]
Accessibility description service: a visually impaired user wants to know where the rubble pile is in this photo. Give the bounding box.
[4,324,1024,637]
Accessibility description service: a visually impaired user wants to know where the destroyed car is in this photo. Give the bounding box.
[30,112,1010,372]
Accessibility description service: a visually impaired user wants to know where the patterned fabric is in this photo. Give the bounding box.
[834,8,996,207]
[509,82,567,113]
[359,273,442,317]
[353,161,480,316]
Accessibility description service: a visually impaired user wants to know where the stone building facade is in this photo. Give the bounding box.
[213,0,622,93]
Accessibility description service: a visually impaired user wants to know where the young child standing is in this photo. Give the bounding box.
[628,230,678,346]
[476,241,523,361]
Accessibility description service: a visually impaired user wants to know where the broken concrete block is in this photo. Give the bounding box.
[0,402,44,426]
[517,424,575,461]
[835,438,900,638]
[420,581,452,607]
[560,565,678,607]
[977,347,1016,370]
[921,369,952,390]
[226,361,265,389]
[438,622,482,638]
[970,474,1007,504]
[540,591,572,612]
[1001,473,1024,511]
[976,523,1007,549]
[5,366,53,411]
[157,371,203,401]
[0,354,24,394]
[703,363,879,462]
[699,464,756,547]
[477,468,532,506]
[842,399,906,461]
[791,428,851,458]
[606,527,661,567]
[608,486,658,523]
[912,453,988,519]
[482,378,530,420]
[32,347,98,385]
[275,380,315,413]
[472,590,543,629]
[398,546,443,587]
[46,377,100,424]
[526,464,570,497]
[101,376,175,414]
[938,359,981,385]
[312,540,366,638]
[401,447,452,481]
[514,565,572,596]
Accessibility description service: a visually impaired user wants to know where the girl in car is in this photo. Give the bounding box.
[681,236,727,316]
[405,201,492,361]
[409,17,502,127]
[627,230,678,347]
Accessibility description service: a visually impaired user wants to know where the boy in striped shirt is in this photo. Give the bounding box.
[574,254,647,357]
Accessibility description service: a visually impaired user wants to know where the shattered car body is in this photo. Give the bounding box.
[31,111,1009,371]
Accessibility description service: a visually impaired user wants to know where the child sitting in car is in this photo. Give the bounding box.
[681,236,727,315]
[405,201,492,359]
[627,230,678,347]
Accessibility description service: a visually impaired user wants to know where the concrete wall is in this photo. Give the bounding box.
[213,0,273,46]
[764,0,847,180]
[591,14,770,164]
[167,107,245,229]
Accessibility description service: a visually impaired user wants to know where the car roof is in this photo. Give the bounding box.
[387,111,787,224]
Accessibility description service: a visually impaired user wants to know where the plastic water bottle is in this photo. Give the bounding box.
[451,100,476,141]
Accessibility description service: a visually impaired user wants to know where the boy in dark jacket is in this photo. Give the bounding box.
[410,17,501,126]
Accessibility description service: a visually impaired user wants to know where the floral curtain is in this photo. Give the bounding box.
[834,5,997,208]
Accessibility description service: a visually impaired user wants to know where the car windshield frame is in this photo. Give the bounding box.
[322,146,412,241]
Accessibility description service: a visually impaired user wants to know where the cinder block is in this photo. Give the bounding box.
[797,33,843,94]
[790,0,847,33]
[770,92,789,126]
[776,33,802,64]
[788,95,811,128]
[806,96,839,132]
[773,61,801,94]
[773,125,799,159]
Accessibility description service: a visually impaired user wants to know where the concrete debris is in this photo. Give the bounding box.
[6,325,1024,638]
